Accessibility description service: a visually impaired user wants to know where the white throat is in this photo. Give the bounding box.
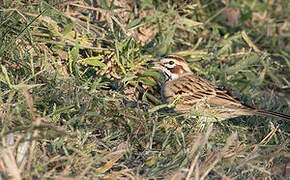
[163,69,179,82]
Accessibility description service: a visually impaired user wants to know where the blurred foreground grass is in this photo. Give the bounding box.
[0,0,289,179]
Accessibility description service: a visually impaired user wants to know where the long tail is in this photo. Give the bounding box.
[255,109,290,121]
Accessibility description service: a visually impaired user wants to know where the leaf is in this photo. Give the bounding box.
[225,53,259,74]
[95,152,124,174]
[181,18,203,27]
[78,57,106,67]
[13,83,45,90]
[63,23,75,36]
[142,70,163,78]
[127,18,144,30]
[100,0,109,9]
[138,77,156,86]
[71,41,79,62]
[1,65,13,89]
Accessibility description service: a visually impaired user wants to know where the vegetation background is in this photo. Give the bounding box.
[0,0,289,179]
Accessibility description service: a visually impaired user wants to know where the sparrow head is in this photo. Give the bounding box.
[153,56,192,81]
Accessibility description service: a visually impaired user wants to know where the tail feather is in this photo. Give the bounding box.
[255,110,290,121]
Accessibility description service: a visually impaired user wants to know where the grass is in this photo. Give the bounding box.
[0,0,289,179]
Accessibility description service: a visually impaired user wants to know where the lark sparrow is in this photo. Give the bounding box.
[153,56,290,121]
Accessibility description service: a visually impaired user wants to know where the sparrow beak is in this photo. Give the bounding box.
[149,60,162,70]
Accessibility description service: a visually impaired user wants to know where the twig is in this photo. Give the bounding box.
[1,146,22,180]
[21,85,42,172]
[241,30,261,53]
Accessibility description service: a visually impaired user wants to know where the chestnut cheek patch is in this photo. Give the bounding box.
[170,65,184,74]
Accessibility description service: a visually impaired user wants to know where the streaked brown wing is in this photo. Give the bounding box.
[208,88,250,109]
[164,74,250,110]
[164,74,216,103]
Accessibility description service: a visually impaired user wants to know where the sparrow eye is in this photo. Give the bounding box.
[169,61,175,65]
